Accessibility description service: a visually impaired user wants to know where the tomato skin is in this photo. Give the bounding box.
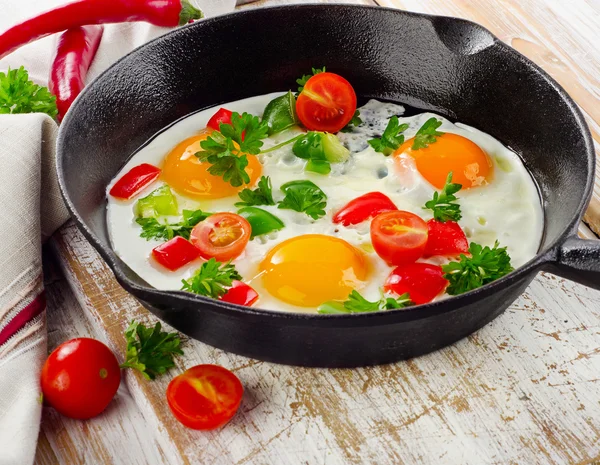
[333,192,397,226]
[167,365,243,430]
[370,211,428,266]
[296,72,357,133]
[152,236,201,271]
[190,213,251,262]
[424,220,469,257]
[41,338,120,420]
[384,263,448,304]
[109,163,160,200]
[207,108,233,131]
[220,280,259,307]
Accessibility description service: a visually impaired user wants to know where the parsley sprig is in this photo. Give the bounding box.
[368,116,409,155]
[235,176,275,207]
[296,66,326,95]
[424,172,462,222]
[318,290,413,314]
[442,241,514,295]
[412,117,444,150]
[181,258,242,298]
[120,321,183,380]
[278,180,327,220]
[0,66,57,118]
[341,110,363,133]
[136,209,211,241]
[196,112,268,187]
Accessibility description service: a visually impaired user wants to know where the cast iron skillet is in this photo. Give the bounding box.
[57,5,600,367]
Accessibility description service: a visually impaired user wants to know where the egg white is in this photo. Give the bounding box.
[106,93,544,313]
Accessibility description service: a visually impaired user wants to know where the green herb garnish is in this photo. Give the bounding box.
[277,180,327,220]
[368,116,409,155]
[423,172,462,222]
[136,209,210,241]
[235,176,275,207]
[412,117,444,150]
[181,258,242,298]
[318,290,413,314]
[296,66,326,95]
[120,321,183,380]
[0,66,57,118]
[341,110,363,133]
[442,241,514,295]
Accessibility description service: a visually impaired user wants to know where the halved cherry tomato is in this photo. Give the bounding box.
[41,338,121,420]
[384,263,448,304]
[109,163,160,200]
[152,236,201,271]
[296,72,357,133]
[167,364,243,430]
[207,108,233,131]
[370,211,428,266]
[333,192,397,226]
[424,220,469,257]
[220,280,259,307]
[190,212,251,262]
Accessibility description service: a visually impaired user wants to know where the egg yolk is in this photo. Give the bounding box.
[394,133,493,189]
[259,235,369,307]
[162,129,262,199]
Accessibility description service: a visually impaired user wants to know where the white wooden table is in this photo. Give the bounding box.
[36,1,600,464]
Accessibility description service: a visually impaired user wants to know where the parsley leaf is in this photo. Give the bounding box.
[368,116,409,155]
[442,241,514,295]
[412,117,444,150]
[423,172,462,222]
[0,66,57,118]
[296,66,326,95]
[195,112,268,187]
[341,110,363,133]
[120,320,183,380]
[277,180,327,220]
[235,176,275,207]
[318,290,414,314]
[181,258,242,298]
[136,209,211,241]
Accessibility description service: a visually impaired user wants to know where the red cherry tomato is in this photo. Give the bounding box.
[190,213,251,262]
[109,163,160,200]
[333,192,397,226]
[152,236,201,271]
[370,211,428,266]
[207,108,233,131]
[296,72,357,133]
[384,263,448,304]
[167,364,243,430]
[220,280,259,307]
[424,220,469,257]
[41,338,121,420]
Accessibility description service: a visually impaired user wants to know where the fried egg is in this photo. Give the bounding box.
[106,93,544,313]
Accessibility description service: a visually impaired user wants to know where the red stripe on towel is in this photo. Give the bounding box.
[0,291,46,346]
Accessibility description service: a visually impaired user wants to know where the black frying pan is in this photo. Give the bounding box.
[56,5,600,367]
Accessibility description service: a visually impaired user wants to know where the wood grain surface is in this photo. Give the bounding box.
[36,1,600,464]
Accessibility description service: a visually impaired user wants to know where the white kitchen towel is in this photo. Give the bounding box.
[0,1,236,463]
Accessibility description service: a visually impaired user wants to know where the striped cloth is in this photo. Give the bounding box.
[0,1,236,463]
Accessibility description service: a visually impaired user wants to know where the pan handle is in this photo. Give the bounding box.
[549,236,600,290]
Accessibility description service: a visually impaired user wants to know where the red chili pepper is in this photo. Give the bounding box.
[0,0,203,59]
[423,220,469,257]
[333,192,397,226]
[384,263,447,305]
[220,281,259,307]
[152,237,201,271]
[49,26,104,122]
[109,163,160,200]
[207,108,234,131]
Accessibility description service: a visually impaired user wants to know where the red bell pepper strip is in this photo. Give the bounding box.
[0,0,203,59]
[333,192,397,226]
[49,25,104,122]
[152,237,201,271]
[207,108,234,131]
[423,220,469,257]
[109,163,160,200]
[220,281,259,307]
[384,263,447,305]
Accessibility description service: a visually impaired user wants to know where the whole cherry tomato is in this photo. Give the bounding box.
[167,364,243,430]
[41,338,121,419]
